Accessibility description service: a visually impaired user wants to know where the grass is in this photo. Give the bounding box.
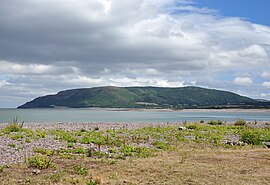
[73,163,89,175]
[1,121,270,184]
[1,143,270,184]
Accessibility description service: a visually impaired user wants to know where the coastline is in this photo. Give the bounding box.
[11,107,270,113]
[0,121,270,184]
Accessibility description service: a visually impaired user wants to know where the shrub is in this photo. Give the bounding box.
[27,155,55,169]
[185,124,198,130]
[207,120,223,125]
[234,119,246,126]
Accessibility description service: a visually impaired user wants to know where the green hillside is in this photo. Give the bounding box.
[18,86,270,109]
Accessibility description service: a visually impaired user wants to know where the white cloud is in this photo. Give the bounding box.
[262,82,270,88]
[233,77,253,86]
[238,45,268,58]
[261,93,270,98]
[262,71,270,79]
[0,80,10,87]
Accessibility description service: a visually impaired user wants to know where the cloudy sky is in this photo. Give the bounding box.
[1,0,270,108]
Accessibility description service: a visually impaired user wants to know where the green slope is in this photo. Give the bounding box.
[18,86,270,109]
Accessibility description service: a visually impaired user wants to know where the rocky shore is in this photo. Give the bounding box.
[0,122,171,166]
[0,121,269,166]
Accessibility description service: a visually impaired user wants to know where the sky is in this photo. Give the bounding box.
[0,0,270,108]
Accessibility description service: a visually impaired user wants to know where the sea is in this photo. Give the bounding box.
[0,108,270,124]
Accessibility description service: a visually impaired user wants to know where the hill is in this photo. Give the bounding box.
[18,86,270,109]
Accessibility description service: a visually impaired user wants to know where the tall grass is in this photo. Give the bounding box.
[2,116,24,134]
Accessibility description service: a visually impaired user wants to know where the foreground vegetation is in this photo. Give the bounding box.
[0,120,270,184]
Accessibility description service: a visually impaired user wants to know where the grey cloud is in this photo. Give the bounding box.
[0,0,270,107]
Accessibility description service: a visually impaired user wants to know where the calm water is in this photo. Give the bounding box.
[0,108,269,123]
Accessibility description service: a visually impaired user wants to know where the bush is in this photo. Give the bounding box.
[240,129,262,145]
[207,120,223,125]
[234,119,246,126]
[185,124,198,130]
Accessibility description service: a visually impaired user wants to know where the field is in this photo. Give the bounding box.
[0,120,270,185]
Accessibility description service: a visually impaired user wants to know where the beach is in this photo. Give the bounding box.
[0,121,270,184]
[0,120,269,165]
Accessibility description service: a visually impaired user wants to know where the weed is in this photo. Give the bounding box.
[34,148,55,156]
[121,145,136,156]
[59,153,73,159]
[87,176,98,185]
[67,142,75,148]
[108,148,117,153]
[35,129,46,138]
[152,140,169,150]
[0,165,6,173]
[86,147,106,158]
[73,147,85,154]
[135,147,155,158]
[73,164,88,175]
[25,138,31,143]
[45,172,63,183]
[8,143,16,148]
[10,133,24,140]
[50,129,78,143]
[27,155,56,169]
